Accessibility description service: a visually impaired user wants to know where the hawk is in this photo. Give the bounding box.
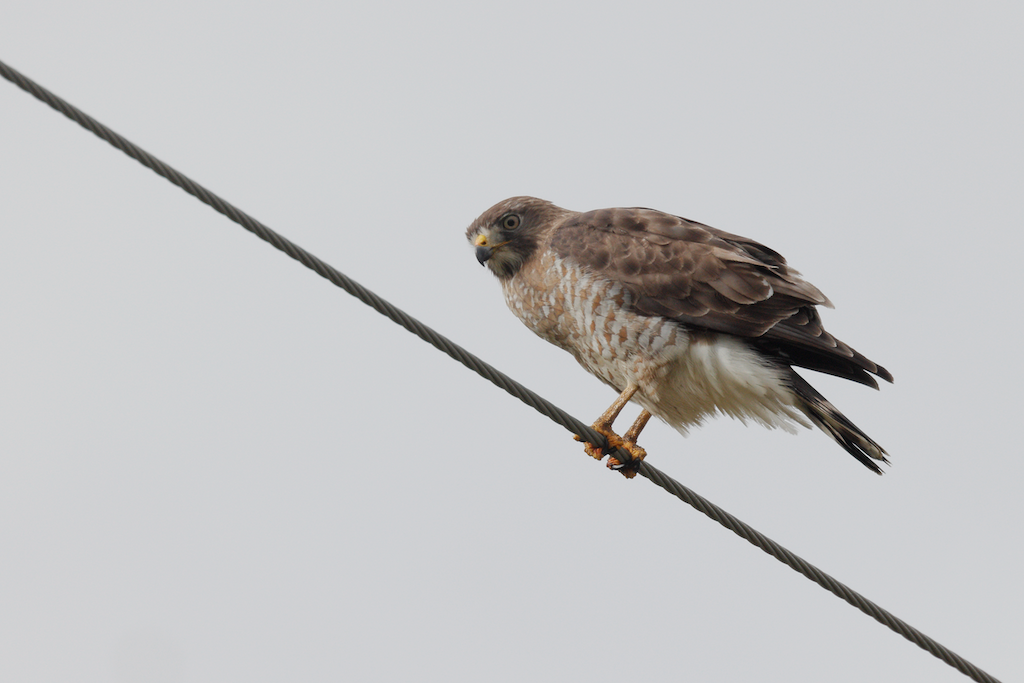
[466,197,892,477]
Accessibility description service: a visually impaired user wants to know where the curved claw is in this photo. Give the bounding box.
[607,441,647,478]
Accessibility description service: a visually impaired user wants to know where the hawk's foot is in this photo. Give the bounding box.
[574,426,645,478]
[574,429,625,460]
[607,440,647,479]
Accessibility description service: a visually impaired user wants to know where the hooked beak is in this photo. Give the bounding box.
[473,233,508,266]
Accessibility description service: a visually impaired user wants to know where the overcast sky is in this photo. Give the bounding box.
[2,2,1021,682]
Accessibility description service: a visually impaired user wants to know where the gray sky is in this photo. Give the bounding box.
[2,2,1021,682]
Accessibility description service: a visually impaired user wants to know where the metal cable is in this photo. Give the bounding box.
[0,58,1003,683]
[636,462,1001,682]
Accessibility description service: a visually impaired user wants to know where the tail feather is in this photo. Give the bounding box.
[787,370,889,474]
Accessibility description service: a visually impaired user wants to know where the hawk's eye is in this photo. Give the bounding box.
[501,214,521,231]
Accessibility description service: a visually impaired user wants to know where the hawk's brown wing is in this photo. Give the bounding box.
[549,207,892,387]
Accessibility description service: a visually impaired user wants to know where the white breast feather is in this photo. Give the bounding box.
[502,254,810,435]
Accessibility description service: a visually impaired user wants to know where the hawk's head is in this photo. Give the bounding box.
[466,197,570,279]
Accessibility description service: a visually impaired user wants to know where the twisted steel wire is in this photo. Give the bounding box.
[0,58,1002,683]
[637,463,1000,682]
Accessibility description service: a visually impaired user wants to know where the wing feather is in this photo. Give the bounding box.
[549,207,891,385]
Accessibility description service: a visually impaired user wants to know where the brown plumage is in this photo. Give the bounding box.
[467,197,892,474]
[549,207,893,389]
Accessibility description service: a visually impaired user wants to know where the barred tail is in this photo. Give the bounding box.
[788,370,889,474]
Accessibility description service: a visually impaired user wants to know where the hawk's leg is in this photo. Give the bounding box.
[574,384,649,477]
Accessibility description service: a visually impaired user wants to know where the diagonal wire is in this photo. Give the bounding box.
[0,58,1003,683]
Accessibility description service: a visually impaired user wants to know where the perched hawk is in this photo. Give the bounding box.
[466,197,892,476]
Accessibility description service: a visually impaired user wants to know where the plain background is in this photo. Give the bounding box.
[1,2,1021,682]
